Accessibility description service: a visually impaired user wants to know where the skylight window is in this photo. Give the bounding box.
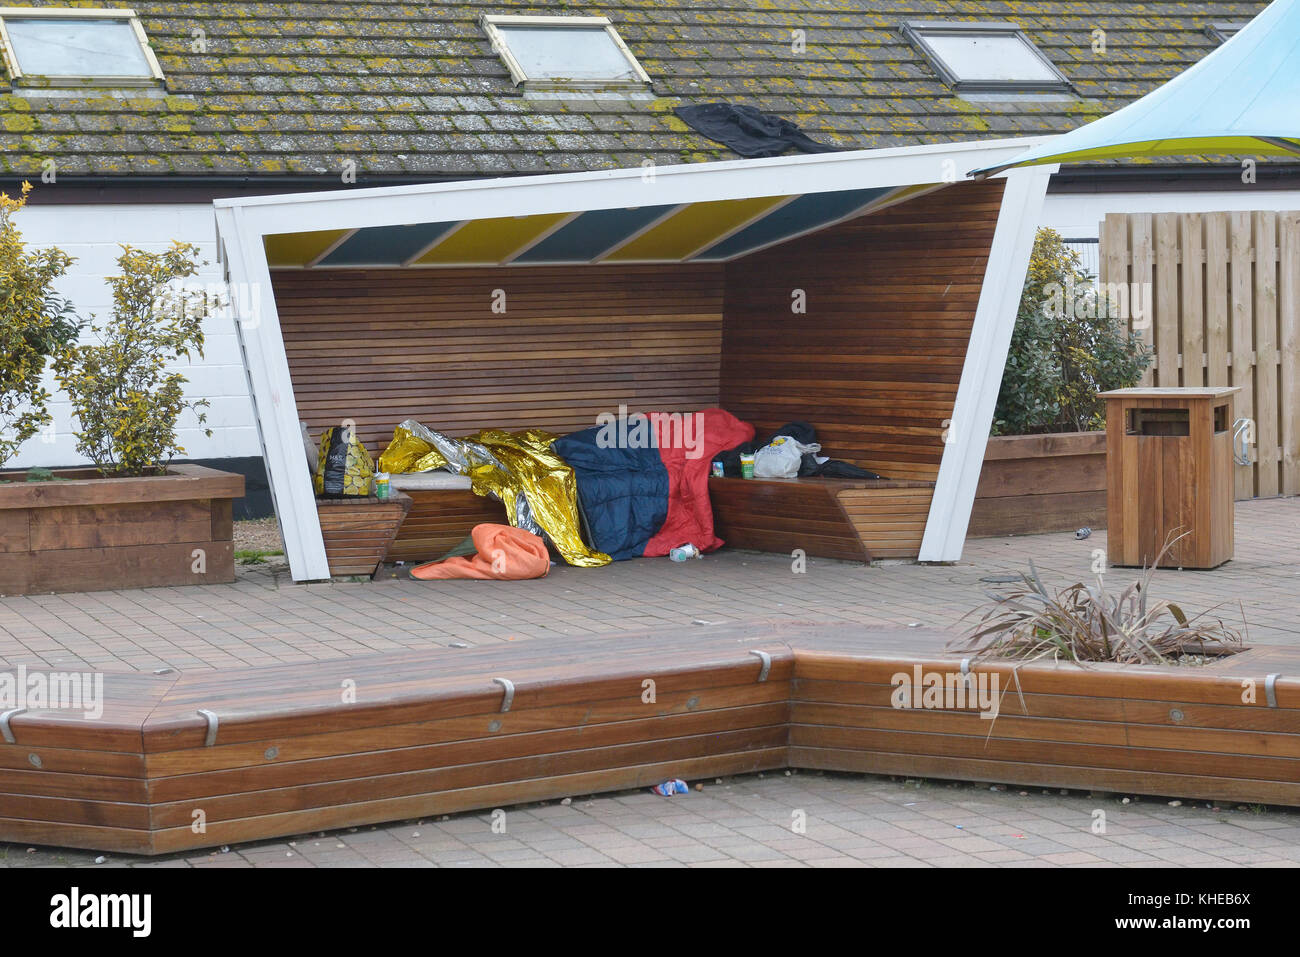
[903,21,1071,94]
[482,15,650,90]
[1206,22,1247,43]
[0,7,162,88]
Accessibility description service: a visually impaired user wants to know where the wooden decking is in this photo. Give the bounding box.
[3,624,1298,855]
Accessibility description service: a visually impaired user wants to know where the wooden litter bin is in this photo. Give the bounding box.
[1099,387,1238,569]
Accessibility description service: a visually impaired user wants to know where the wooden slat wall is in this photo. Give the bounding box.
[718,180,1006,483]
[1101,210,1300,498]
[272,264,726,457]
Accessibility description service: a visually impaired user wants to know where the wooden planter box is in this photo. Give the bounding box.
[792,632,1300,810]
[0,464,243,596]
[968,431,1107,537]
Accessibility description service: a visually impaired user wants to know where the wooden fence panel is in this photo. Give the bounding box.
[1154,213,1182,387]
[1254,212,1280,497]
[1100,209,1299,499]
[1229,211,1256,500]
[1130,213,1156,386]
[1180,213,1205,388]
[1204,214,1231,389]
[1281,213,1300,493]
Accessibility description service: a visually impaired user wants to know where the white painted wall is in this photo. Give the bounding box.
[1041,187,1300,238]
[6,202,259,470]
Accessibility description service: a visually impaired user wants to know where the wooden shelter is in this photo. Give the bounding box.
[214,139,1055,581]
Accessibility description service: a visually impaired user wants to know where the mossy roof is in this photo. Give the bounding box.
[0,0,1271,179]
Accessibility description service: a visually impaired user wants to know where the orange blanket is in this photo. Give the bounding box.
[410,524,551,580]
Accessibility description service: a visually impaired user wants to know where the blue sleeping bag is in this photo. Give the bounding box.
[552,426,669,561]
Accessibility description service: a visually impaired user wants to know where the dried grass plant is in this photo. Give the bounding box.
[950,533,1244,666]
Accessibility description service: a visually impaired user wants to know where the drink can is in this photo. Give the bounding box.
[374,472,391,500]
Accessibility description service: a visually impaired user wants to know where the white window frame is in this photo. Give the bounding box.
[0,6,163,88]
[481,14,651,90]
[902,20,1072,95]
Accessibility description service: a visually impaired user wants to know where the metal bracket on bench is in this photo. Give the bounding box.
[492,677,515,713]
[1265,674,1281,709]
[0,708,25,744]
[197,709,220,747]
[750,650,772,683]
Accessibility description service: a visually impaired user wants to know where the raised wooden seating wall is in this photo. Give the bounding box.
[4,623,1298,856]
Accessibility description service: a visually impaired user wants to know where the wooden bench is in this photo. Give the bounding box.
[0,624,793,854]
[316,491,412,577]
[381,475,938,566]
[4,623,1298,855]
[386,488,505,565]
[709,476,936,562]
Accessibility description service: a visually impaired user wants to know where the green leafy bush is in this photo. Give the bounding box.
[993,228,1151,435]
[53,242,215,476]
[0,182,82,466]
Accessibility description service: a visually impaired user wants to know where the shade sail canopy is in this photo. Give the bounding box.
[261,176,948,269]
[971,0,1300,177]
[262,186,919,268]
[234,138,1047,271]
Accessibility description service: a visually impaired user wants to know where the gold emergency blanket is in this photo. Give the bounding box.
[378,423,448,474]
[379,419,609,568]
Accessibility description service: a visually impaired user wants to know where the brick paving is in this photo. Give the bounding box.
[1,496,1296,673]
[4,771,1299,869]
[1,495,1297,868]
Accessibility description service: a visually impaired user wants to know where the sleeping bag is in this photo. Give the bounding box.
[409,524,550,580]
[552,426,668,561]
[555,408,754,560]
[642,408,754,557]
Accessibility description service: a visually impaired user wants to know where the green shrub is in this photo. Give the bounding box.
[993,228,1151,435]
[0,183,82,466]
[53,242,215,476]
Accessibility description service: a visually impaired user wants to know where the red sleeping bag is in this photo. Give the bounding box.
[642,408,754,557]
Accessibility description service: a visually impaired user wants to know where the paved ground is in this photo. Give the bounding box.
[1,496,1297,868]
[5,770,1299,869]
[1,497,1297,673]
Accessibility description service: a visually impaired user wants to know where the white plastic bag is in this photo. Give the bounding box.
[753,435,821,478]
